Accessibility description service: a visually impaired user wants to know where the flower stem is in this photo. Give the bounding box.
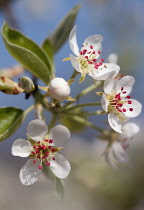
[89,110,106,115]
[48,114,57,131]
[65,102,101,112]
[24,104,35,116]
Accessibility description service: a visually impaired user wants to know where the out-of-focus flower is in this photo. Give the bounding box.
[101,72,142,133]
[103,122,140,168]
[107,53,118,64]
[66,26,120,82]
[12,119,71,185]
[49,77,71,101]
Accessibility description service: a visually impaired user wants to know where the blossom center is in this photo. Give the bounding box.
[107,87,133,114]
[30,139,58,169]
[78,44,105,73]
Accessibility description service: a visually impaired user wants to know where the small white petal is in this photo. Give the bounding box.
[116,76,135,96]
[12,139,32,157]
[27,119,48,141]
[82,34,103,58]
[49,154,71,179]
[103,150,117,169]
[108,112,122,133]
[90,63,120,80]
[19,159,42,186]
[70,54,81,73]
[101,94,109,112]
[122,99,142,118]
[103,71,117,94]
[69,26,79,56]
[107,53,118,64]
[49,125,70,147]
[121,122,140,139]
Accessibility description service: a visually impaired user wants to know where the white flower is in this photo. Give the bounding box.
[107,53,118,64]
[12,119,71,186]
[68,26,120,82]
[104,122,140,168]
[49,77,71,101]
[101,72,142,133]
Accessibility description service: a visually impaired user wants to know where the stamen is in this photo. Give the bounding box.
[33,160,36,164]
[90,46,93,49]
[129,108,133,111]
[38,165,43,170]
[46,162,50,166]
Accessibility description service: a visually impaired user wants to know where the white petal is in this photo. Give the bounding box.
[69,26,79,56]
[112,142,129,164]
[49,125,70,147]
[116,76,135,96]
[90,63,120,80]
[122,99,142,118]
[108,112,122,133]
[19,159,42,186]
[103,71,117,94]
[107,53,118,64]
[49,154,71,179]
[101,94,109,112]
[121,122,140,139]
[82,34,103,58]
[103,150,117,169]
[12,139,32,157]
[70,54,81,73]
[27,119,48,141]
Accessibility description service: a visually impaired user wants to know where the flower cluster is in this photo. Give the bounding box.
[11,25,142,186]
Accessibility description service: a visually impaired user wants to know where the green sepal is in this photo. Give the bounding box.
[50,4,81,53]
[2,22,52,84]
[0,107,27,142]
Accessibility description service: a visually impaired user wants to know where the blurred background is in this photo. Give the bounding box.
[0,0,144,209]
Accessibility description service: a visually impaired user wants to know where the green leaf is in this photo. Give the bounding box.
[0,107,26,142]
[2,22,52,84]
[43,164,65,200]
[42,38,54,63]
[50,4,81,53]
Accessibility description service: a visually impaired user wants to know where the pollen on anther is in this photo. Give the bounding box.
[98,51,101,54]
[90,46,93,49]
[51,148,55,152]
[129,108,133,111]
[33,160,36,164]
[128,100,132,104]
[49,139,53,144]
[52,157,55,160]
[46,162,51,166]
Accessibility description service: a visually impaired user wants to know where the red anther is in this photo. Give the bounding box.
[31,152,35,155]
[85,56,88,59]
[87,51,91,54]
[94,66,98,69]
[122,108,126,112]
[129,108,133,111]
[88,61,93,64]
[46,162,51,166]
[44,139,49,142]
[118,109,122,112]
[121,87,124,91]
[51,148,55,152]
[128,100,132,104]
[101,59,104,62]
[83,50,87,54]
[37,155,40,159]
[52,157,56,160]
[92,51,96,54]
[90,45,93,49]
[43,146,47,150]
[80,51,83,55]
[49,139,53,144]
[122,91,127,94]
[37,141,40,144]
[33,145,36,148]
[117,103,123,107]
[48,146,52,149]
[112,103,116,105]
[98,62,102,65]
[35,149,39,153]
[33,160,36,164]
[98,51,101,54]
[126,96,131,99]
[38,165,43,170]
[93,59,96,62]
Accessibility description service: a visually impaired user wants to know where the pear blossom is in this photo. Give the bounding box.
[49,77,71,101]
[101,72,142,133]
[104,122,140,168]
[12,119,71,186]
[67,26,120,82]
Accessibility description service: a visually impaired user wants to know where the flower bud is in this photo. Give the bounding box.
[49,77,71,101]
[19,76,35,93]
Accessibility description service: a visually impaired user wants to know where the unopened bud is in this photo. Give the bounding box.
[49,77,71,101]
[0,76,23,94]
[19,76,35,93]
